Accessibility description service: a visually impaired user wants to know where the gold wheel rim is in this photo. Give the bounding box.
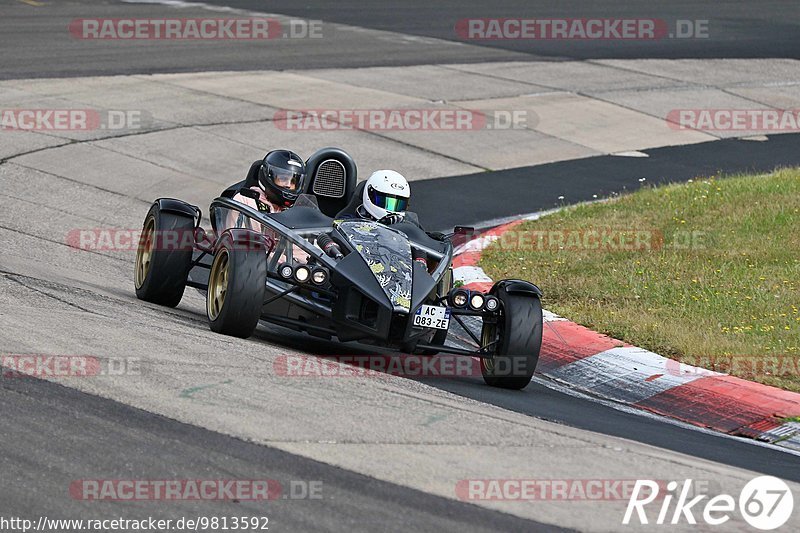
[481,321,498,374]
[207,249,230,320]
[135,217,155,289]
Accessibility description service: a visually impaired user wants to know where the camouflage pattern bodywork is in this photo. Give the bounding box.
[336,220,413,312]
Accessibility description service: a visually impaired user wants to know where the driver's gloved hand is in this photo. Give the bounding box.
[378,213,404,225]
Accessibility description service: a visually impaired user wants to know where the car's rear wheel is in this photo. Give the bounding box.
[480,287,542,390]
[207,237,267,338]
[134,205,194,307]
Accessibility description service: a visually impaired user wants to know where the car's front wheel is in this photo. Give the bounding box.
[206,236,267,338]
[480,287,543,390]
[134,204,194,307]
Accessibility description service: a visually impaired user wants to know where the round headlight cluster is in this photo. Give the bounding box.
[278,263,329,286]
[447,288,501,312]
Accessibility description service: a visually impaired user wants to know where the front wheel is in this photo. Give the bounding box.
[134,204,194,307]
[207,236,267,338]
[480,288,543,390]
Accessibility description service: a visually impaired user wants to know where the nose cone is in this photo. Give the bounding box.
[337,220,413,312]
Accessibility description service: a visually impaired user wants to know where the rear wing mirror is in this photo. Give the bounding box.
[450,226,478,248]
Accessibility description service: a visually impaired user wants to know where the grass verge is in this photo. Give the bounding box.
[480,168,800,391]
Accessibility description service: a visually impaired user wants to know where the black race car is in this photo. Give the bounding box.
[134,148,543,389]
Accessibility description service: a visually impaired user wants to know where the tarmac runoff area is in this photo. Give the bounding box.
[2,57,799,212]
[2,58,800,531]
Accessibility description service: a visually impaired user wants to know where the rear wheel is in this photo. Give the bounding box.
[207,237,267,338]
[134,204,194,307]
[480,288,542,390]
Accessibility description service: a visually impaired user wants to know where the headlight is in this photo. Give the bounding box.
[450,288,469,308]
[311,267,328,285]
[294,265,311,283]
[484,296,499,312]
[469,293,485,311]
[278,263,294,280]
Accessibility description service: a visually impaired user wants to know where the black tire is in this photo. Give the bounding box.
[134,204,194,307]
[206,236,267,338]
[480,288,543,390]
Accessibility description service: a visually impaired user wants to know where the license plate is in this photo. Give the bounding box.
[414,304,450,330]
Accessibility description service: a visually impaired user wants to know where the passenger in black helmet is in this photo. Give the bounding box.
[233,149,307,213]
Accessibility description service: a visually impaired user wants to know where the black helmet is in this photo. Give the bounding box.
[258,150,307,207]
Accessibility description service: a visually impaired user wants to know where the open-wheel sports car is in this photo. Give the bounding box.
[134,147,544,389]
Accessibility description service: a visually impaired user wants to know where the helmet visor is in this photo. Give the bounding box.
[368,186,408,213]
[271,167,305,192]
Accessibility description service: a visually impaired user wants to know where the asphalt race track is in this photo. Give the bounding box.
[0,372,556,532]
[202,0,800,59]
[2,1,800,531]
[2,0,799,78]
[416,133,800,230]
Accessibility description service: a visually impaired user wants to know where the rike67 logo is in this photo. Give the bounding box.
[623,476,794,530]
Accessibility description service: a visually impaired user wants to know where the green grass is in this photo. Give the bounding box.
[480,168,800,391]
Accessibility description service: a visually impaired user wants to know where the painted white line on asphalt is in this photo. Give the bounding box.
[611,150,649,158]
[452,235,499,255]
[465,207,563,233]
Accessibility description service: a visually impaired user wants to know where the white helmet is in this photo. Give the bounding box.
[362,170,410,220]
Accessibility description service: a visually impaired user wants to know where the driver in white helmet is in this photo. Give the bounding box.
[356,170,411,225]
[324,169,444,267]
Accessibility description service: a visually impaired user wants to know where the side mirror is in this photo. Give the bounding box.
[451,226,478,247]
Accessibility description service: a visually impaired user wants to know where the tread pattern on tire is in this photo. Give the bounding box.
[135,205,194,308]
[481,288,543,390]
[207,236,267,339]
